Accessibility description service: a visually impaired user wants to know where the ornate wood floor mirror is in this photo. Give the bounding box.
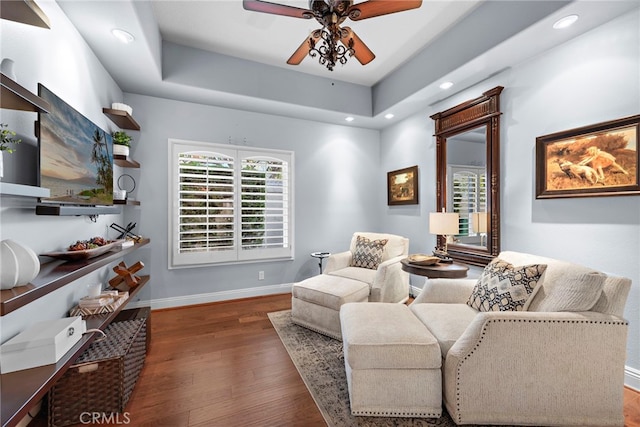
[430,86,503,266]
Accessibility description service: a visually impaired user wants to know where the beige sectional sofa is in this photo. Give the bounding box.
[411,251,631,426]
[340,250,631,426]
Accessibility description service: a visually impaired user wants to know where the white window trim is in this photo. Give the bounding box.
[168,138,295,269]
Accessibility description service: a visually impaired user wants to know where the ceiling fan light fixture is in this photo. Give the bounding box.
[553,14,579,30]
[243,0,422,71]
[111,28,135,44]
[439,81,454,90]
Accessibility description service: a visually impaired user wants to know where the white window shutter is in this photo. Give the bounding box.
[169,140,293,268]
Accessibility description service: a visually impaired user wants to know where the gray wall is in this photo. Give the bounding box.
[0,2,125,342]
[380,9,640,388]
[118,93,381,306]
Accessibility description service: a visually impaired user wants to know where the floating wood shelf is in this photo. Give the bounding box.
[103,108,140,130]
[114,154,140,168]
[35,204,121,216]
[114,199,140,206]
[0,73,50,113]
[0,183,49,199]
[0,238,150,316]
[0,0,50,29]
[0,278,150,427]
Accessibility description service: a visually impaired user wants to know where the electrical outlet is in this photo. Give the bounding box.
[259,271,264,280]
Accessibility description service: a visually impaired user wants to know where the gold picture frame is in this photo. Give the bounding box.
[536,115,639,199]
[387,165,418,205]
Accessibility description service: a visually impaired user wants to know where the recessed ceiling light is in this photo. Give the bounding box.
[111,29,135,44]
[345,116,355,122]
[384,113,394,120]
[439,81,454,90]
[553,15,578,30]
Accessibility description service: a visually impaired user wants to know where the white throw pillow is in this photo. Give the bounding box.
[534,271,606,312]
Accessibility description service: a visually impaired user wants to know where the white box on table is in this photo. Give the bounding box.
[0,316,86,373]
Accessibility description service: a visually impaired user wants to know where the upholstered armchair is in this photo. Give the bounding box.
[323,232,410,303]
[410,251,631,426]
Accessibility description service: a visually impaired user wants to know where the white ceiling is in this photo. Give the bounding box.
[58,0,640,129]
[151,0,482,86]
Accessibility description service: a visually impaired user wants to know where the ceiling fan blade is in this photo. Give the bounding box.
[340,27,375,65]
[242,0,313,19]
[348,0,422,21]
[287,30,322,65]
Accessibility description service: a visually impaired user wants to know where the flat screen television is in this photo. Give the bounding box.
[38,84,113,206]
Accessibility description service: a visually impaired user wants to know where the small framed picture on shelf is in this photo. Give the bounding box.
[535,115,639,199]
[387,165,419,205]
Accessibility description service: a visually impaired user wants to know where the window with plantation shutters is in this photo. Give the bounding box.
[169,140,294,268]
[448,165,487,244]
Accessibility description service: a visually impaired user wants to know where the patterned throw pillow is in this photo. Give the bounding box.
[467,258,547,311]
[350,236,389,270]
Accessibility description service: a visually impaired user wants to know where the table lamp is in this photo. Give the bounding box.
[429,211,459,260]
[471,211,488,246]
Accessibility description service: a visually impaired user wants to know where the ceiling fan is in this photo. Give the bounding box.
[242,0,423,71]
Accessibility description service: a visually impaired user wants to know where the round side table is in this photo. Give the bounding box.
[400,258,469,279]
[401,258,469,298]
[310,252,331,274]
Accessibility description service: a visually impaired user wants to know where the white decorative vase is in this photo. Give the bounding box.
[113,144,129,157]
[0,240,40,289]
[1,58,16,81]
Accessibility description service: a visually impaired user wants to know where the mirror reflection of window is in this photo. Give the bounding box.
[446,127,487,248]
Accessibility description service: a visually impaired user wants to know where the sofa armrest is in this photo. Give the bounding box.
[369,255,409,302]
[323,251,351,274]
[411,278,477,305]
[444,310,629,425]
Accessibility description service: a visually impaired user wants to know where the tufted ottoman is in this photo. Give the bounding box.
[340,302,442,418]
[291,274,369,340]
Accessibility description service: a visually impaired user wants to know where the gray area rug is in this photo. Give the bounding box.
[268,310,462,427]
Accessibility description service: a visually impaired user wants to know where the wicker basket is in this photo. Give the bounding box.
[48,318,146,427]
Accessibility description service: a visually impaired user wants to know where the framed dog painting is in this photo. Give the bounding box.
[387,165,419,205]
[536,115,640,199]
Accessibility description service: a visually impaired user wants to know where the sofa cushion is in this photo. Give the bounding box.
[292,275,370,311]
[341,303,441,369]
[467,258,547,312]
[327,266,376,286]
[350,236,388,269]
[410,303,478,358]
[591,275,632,317]
[535,271,606,312]
[497,251,601,311]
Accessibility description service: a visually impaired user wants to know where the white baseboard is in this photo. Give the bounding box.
[125,283,293,310]
[626,365,640,391]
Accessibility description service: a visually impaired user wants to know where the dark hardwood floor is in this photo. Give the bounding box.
[29,293,640,426]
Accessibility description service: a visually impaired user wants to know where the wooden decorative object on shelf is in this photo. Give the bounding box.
[109,261,144,291]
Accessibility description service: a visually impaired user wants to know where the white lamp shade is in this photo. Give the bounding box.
[471,212,488,233]
[429,212,459,235]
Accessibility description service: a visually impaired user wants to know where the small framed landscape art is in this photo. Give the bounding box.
[536,115,640,199]
[387,165,418,205]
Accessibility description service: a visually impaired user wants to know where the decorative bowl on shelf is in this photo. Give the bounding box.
[406,254,440,266]
[41,240,124,261]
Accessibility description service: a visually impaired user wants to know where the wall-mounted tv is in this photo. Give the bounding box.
[38,84,113,206]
